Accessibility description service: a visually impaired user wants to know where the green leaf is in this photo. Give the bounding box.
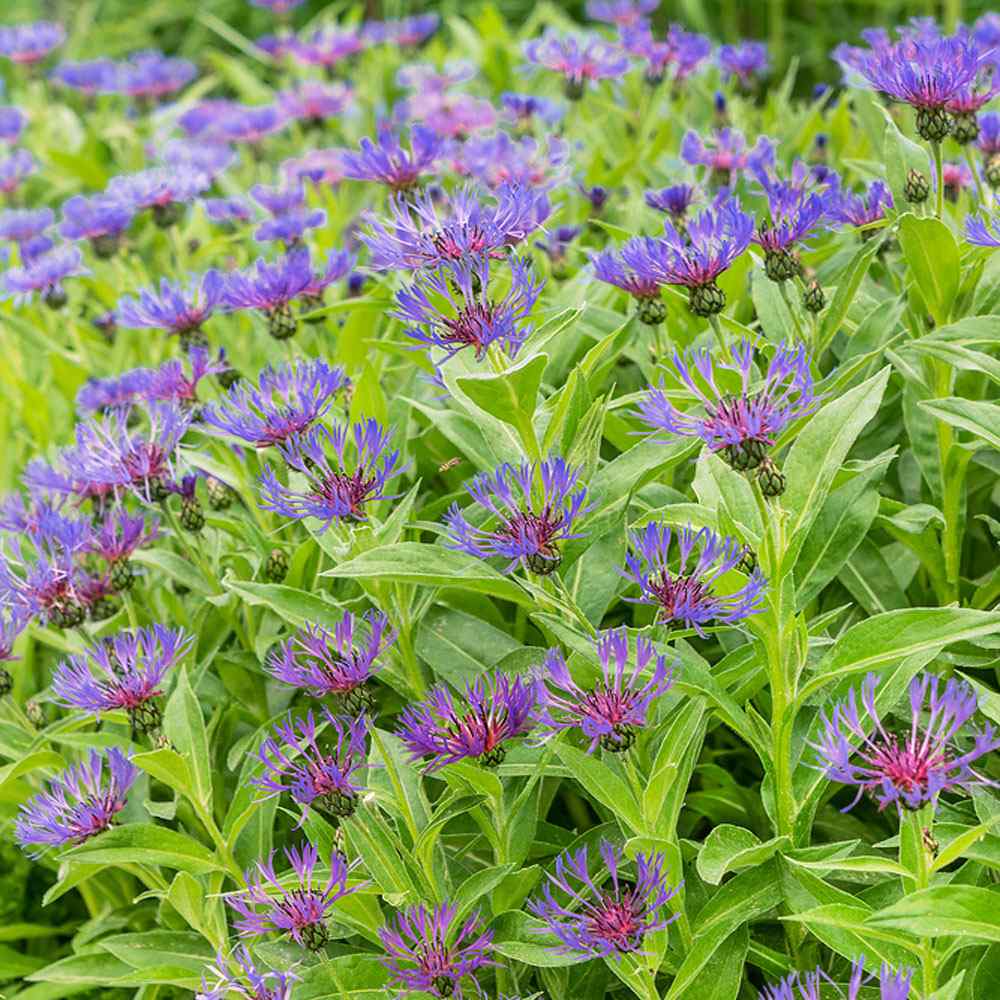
[60,824,224,875]
[898,214,960,325]
[554,743,643,834]
[295,955,391,1000]
[26,954,134,986]
[866,886,1000,941]
[492,911,583,968]
[99,931,213,973]
[163,667,213,808]
[322,542,532,606]
[220,575,346,628]
[818,237,884,350]
[882,114,931,212]
[920,397,1000,450]
[696,825,789,886]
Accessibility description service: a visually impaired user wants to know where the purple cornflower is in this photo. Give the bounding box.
[203,197,252,225]
[397,673,539,769]
[718,41,769,88]
[941,159,974,201]
[116,271,225,340]
[0,106,26,143]
[977,110,1000,155]
[278,80,352,125]
[825,179,893,229]
[965,212,1000,246]
[50,59,118,95]
[586,0,658,27]
[52,624,193,735]
[282,148,347,187]
[444,458,590,575]
[636,340,815,471]
[410,92,497,140]
[4,244,88,308]
[71,403,192,502]
[118,51,196,102]
[501,92,565,127]
[363,14,440,48]
[752,177,828,281]
[0,537,84,627]
[145,347,228,406]
[363,184,550,271]
[621,23,712,84]
[14,748,137,857]
[267,609,396,709]
[160,140,234,180]
[77,369,155,414]
[107,167,208,226]
[59,194,134,257]
[620,198,754,316]
[535,628,674,752]
[221,248,313,338]
[291,27,366,70]
[681,128,775,184]
[395,254,543,362]
[87,508,157,569]
[761,957,914,1000]
[622,523,766,634]
[342,122,442,191]
[528,841,680,957]
[592,244,670,324]
[814,672,1000,813]
[380,904,493,1000]
[758,969,823,1000]
[523,32,629,98]
[536,224,581,274]
[250,183,325,245]
[843,30,985,142]
[254,709,368,820]
[0,21,65,64]
[202,358,348,448]
[645,183,698,220]
[196,946,299,1000]
[456,133,569,189]
[228,842,362,951]
[0,148,36,194]
[259,420,404,528]
[216,104,288,145]
[0,207,52,244]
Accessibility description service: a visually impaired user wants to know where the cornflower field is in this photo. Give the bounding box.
[2,1,1000,998]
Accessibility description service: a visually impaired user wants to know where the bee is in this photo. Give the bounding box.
[438,457,462,473]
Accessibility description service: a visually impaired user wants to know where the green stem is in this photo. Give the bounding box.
[932,360,962,602]
[370,726,420,846]
[932,140,945,220]
[902,807,937,995]
[965,143,987,207]
[708,313,727,351]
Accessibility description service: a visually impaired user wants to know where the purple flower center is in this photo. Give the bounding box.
[645,571,714,622]
[867,733,943,805]
[440,302,507,357]
[585,892,645,953]
[318,470,381,518]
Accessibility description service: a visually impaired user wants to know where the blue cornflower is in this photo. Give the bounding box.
[363,14,439,47]
[380,904,494,1000]
[0,606,29,694]
[534,628,674,752]
[228,842,363,951]
[636,340,816,472]
[4,245,88,308]
[621,23,712,84]
[825,179,894,230]
[681,127,775,185]
[621,523,766,634]
[107,166,209,226]
[592,245,670,324]
[291,27,367,71]
[523,31,629,98]
[0,21,65,65]
[444,457,590,575]
[116,50,196,102]
[965,212,1000,246]
[52,624,193,735]
[762,956,915,999]
[221,247,315,338]
[14,748,137,856]
[343,122,442,191]
[457,132,570,189]
[0,208,53,244]
[362,184,550,271]
[398,673,540,769]
[59,194,134,257]
[814,672,1000,813]
[202,197,252,225]
[528,841,680,957]
[202,358,348,448]
[0,148,34,194]
[50,59,118,95]
[586,0,658,27]
[254,709,368,821]
[500,92,565,127]
[216,104,288,145]
[116,271,225,340]
[644,183,699,220]
[395,253,543,362]
[718,40,769,88]
[0,106,26,143]
[144,347,228,406]
[196,946,300,1000]
[259,420,404,528]
[160,140,234,180]
[77,369,155,415]
[278,80,352,125]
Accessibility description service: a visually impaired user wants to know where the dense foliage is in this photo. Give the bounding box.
[2,3,1000,1000]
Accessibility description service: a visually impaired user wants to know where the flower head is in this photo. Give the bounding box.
[254,709,368,820]
[445,458,590,575]
[535,629,674,752]
[267,609,396,709]
[380,903,493,1000]
[117,271,225,338]
[117,51,196,101]
[454,132,569,189]
[622,23,712,83]
[52,624,193,734]
[343,122,442,191]
[77,369,155,414]
[636,340,816,470]
[523,32,629,97]
[217,104,288,145]
[645,184,698,219]
[278,80,353,125]
[160,139,234,180]
[14,748,137,856]
[59,194,134,253]
[718,40,769,87]
[107,166,209,217]
[203,198,252,225]
[222,248,316,336]
[966,211,1000,246]
[283,148,347,187]
[0,105,26,143]
[395,254,543,362]
[814,672,1000,812]
[0,207,53,244]
[586,0,658,27]
[203,358,348,448]
[398,673,539,769]
[87,508,158,566]
[4,245,88,306]
[291,27,366,70]
[622,523,766,634]
[228,842,362,950]
[0,21,65,64]
[50,59,118,94]
[826,179,893,229]
[528,841,680,957]
[0,148,34,194]
[145,347,228,406]
[976,110,1000,156]
[363,183,550,271]
[196,946,299,1000]
[259,420,404,528]
[501,92,565,127]
[681,128,774,183]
